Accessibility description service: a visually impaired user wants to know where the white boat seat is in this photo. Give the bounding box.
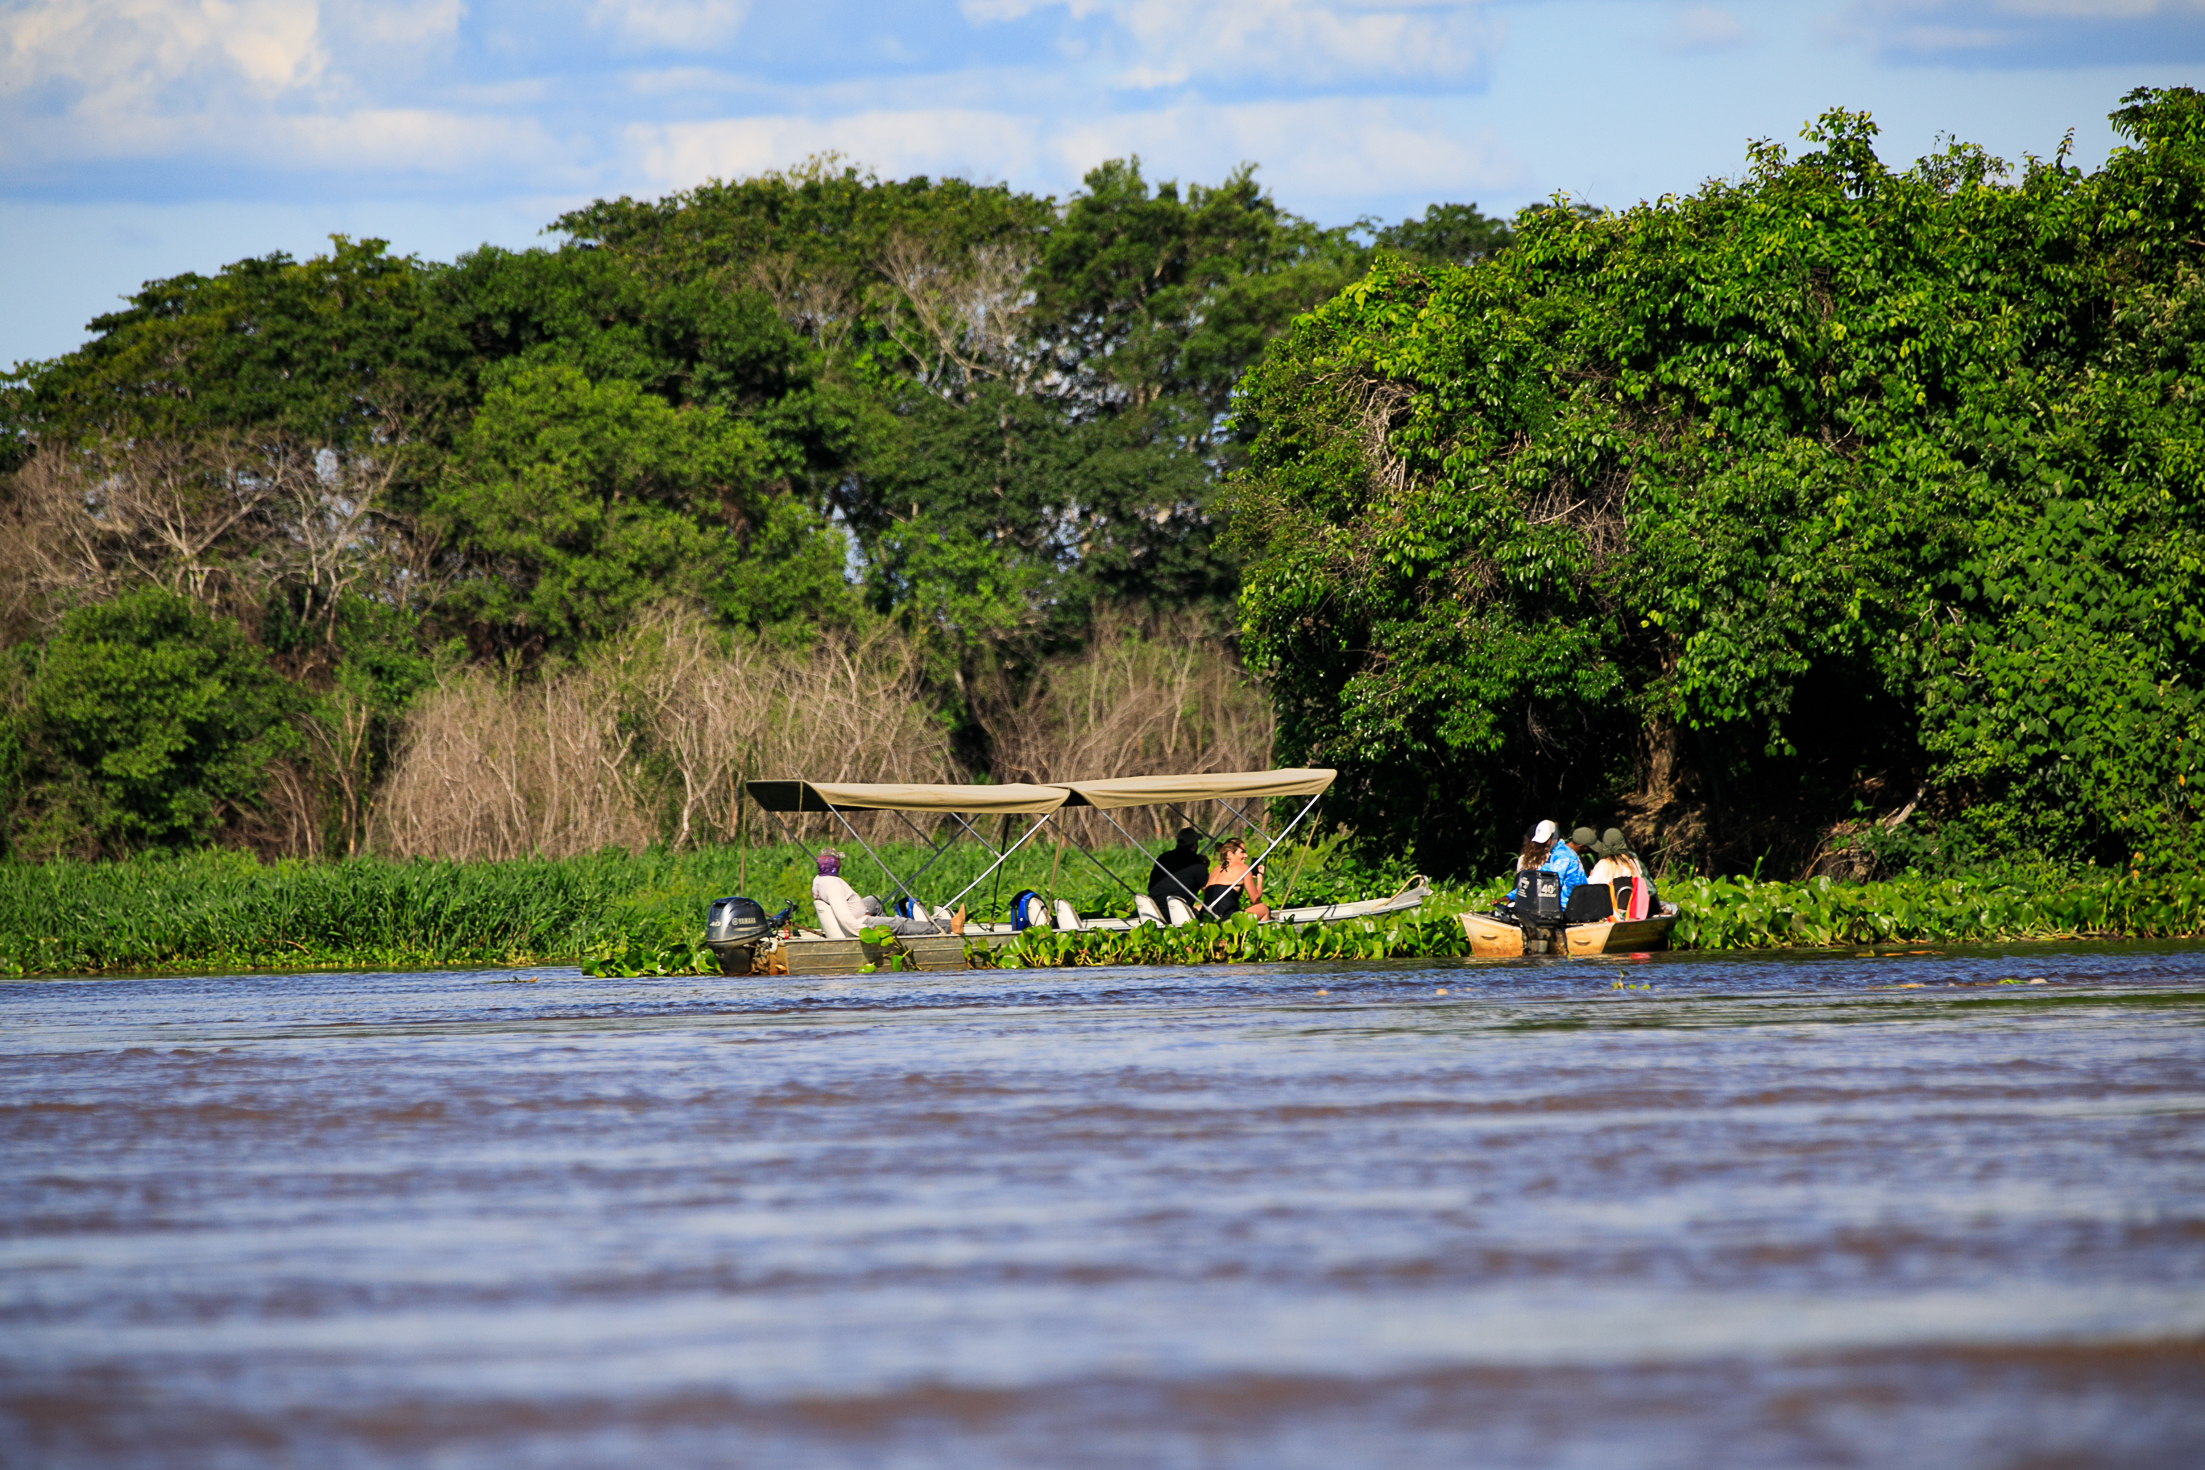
[1165,896,1195,927]
[1133,895,1165,927]
[815,902,852,940]
[1052,899,1082,932]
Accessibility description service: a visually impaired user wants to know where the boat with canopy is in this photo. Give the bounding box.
[705,767,1432,975]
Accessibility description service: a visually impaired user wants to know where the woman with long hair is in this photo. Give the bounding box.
[1202,838,1272,921]
[1517,820,1559,872]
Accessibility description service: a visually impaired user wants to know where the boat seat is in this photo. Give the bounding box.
[1165,896,1195,927]
[1133,895,1166,927]
[1564,882,1614,924]
[1053,899,1082,932]
[815,901,852,940]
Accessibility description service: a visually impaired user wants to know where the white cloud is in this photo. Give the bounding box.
[627,108,1050,189]
[625,96,1524,209]
[1,0,330,101]
[341,0,466,50]
[962,0,1501,90]
[1839,0,2205,64]
[0,1,543,180]
[1052,96,1523,200]
[587,0,750,49]
[1665,4,1748,53]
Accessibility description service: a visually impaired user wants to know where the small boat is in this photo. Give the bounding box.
[1458,871,1679,959]
[706,768,1429,976]
[1459,908,1678,957]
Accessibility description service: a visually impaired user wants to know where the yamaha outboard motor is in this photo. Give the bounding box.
[704,896,788,976]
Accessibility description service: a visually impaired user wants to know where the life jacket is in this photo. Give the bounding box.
[1010,889,1046,931]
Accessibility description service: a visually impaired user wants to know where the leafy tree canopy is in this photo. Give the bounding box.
[1233,89,2205,877]
[430,364,852,654]
[6,587,299,855]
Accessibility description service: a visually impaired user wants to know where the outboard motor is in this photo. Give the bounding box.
[704,896,788,976]
[1494,870,1566,950]
[1526,871,1563,924]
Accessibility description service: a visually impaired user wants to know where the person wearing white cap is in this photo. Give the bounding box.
[1514,818,1588,910]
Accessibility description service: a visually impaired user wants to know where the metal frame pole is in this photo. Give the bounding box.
[824,804,913,907]
[1095,807,1206,909]
[941,812,1059,912]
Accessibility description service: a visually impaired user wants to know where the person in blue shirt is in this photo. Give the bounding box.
[1539,822,1591,910]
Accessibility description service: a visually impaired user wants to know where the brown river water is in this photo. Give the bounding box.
[4,945,2203,1468]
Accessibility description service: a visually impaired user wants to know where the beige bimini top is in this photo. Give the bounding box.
[744,768,1337,815]
[1054,769,1337,810]
[743,781,1072,815]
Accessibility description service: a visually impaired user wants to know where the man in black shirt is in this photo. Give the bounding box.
[1147,827,1209,911]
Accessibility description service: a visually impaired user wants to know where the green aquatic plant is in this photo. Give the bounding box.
[1663,871,2205,949]
[5,848,2201,978]
[968,901,1485,970]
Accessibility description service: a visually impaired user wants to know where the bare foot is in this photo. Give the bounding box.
[949,907,967,936]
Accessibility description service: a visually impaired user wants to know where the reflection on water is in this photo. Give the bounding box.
[3,945,2203,1468]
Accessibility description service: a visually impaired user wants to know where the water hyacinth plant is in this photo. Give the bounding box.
[5,850,2204,979]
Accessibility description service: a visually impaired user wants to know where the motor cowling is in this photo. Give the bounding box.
[706,896,773,945]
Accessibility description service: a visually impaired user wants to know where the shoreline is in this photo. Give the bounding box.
[6,855,2202,979]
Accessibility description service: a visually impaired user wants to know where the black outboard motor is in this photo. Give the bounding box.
[705,896,790,976]
[1494,870,1565,948]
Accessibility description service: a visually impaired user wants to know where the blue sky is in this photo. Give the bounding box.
[6,0,2204,368]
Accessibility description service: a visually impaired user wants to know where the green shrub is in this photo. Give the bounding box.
[7,588,299,857]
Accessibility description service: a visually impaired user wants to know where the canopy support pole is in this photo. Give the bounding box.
[885,807,970,901]
[762,807,820,872]
[1223,791,1326,916]
[1051,818,1154,907]
[825,804,916,908]
[1095,807,1205,908]
[941,812,1058,913]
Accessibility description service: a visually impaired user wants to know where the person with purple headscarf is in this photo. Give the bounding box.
[810,849,964,939]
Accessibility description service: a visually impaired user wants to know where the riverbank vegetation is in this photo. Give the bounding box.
[0,838,1418,977]
[5,848,2201,979]
[1233,87,2205,877]
[0,158,1485,864]
[3,89,2202,909]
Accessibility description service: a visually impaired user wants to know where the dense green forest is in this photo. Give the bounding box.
[0,158,1501,864]
[1235,87,2205,877]
[4,88,2203,887]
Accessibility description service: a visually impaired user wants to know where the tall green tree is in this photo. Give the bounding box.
[1233,90,2205,877]
[429,364,851,654]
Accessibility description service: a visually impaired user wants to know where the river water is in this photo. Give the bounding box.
[3,945,2202,1468]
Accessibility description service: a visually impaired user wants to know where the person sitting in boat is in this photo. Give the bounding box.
[1586,827,1655,921]
[811,850,965,938]
[1559,825,1613,921]
[1202,838,1272,921]
[1519,819,1588,910]
[1148,827,1209,911]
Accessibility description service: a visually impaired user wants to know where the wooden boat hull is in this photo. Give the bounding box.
[1456,911,1679,958]
[1459,911,1529,957]
[711,888,1435,978]
[1559,914,1678,955]
[713,931,1027,976]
